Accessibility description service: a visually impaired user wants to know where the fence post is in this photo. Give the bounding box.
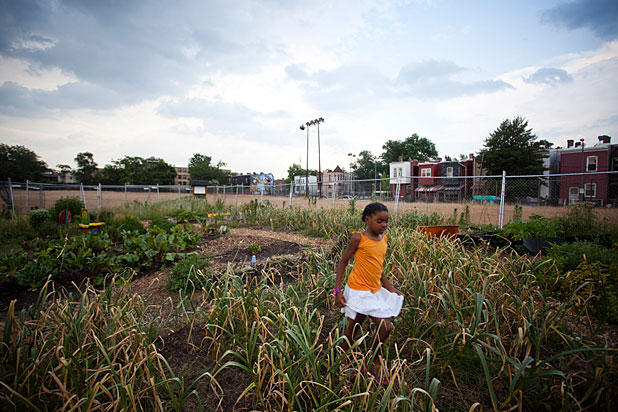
[498,171,506,228]
[25,179,29,211]
[7,177,15,211]
[178,184,181,200]
[80,183,87,210]
[394,180,401,214]
[39,183,44,209]
[97,183,102,210]
[157,184,160,203]
[125,183,128,204]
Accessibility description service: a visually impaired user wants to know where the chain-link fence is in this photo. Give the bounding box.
[2,171,617,227]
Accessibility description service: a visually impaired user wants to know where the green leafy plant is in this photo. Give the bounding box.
[547,241,617,273]
[50,197,83,222]
[167,253,213,291]
[247,242,261,255]
[28,209,50,229]
[150,216,176,232]
[118,215,146,234]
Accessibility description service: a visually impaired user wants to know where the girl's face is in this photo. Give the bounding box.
[365,210,389,235]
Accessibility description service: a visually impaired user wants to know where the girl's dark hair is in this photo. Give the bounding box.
[362,202,388,223]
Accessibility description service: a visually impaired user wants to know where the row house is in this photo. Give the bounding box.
[322,166,345,198]
[555,136,617,206]
[390,155,479,202]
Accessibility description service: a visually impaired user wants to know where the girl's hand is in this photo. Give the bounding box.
[335,292,347,307]
[390,288,404,297]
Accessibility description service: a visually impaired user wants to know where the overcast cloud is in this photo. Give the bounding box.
[0,0,617,177]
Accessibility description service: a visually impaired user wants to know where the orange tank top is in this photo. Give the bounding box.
[347,233,387,293]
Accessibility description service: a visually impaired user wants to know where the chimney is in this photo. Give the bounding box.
[567,139,574,148]
[398,156,403,162]
[574,142,581,148]
[598,135,611,144]
[469,153,474,159]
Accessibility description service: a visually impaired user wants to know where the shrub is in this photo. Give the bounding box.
[150,216,176,232]
[118,215,146,234]
[167,253,212,291]
[559,261,618,323]
[28,209,51,229]
[247,242,261,255]
[51,197,83,223]
[546,241,617,273]
[501,214,558,240]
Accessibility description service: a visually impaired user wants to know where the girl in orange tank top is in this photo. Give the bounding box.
[334,202,404,383]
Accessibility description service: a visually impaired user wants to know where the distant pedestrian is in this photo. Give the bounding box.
[334,202,404,383]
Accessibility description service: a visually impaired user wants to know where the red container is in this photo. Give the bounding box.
[419,225,459,238]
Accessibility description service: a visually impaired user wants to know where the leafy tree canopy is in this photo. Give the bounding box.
[480,116,553,176]
[111,156,176,185]
[0,144,48,181]
[188,154,229,185]
[285,163,317,183]
[74,152,98,184]
[381,133,438,164]
[351,150,386,180]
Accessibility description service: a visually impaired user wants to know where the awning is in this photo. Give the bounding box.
[442,185,465,191]
[427,185,443,192]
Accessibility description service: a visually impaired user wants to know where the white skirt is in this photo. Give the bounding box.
[341,285,404,320]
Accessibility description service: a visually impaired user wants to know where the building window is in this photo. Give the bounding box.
[446,167,453,177]
[421,168,431,177]
[585,183,596,197]
[586,156,597,172]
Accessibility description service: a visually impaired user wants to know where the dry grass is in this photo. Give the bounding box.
[10,188,618,227]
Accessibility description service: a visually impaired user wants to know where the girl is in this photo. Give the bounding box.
[334,202,404,380]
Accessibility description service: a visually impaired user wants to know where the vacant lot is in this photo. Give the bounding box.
[8,189,618,226]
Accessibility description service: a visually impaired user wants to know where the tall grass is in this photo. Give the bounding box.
[0,277,219,411]
[1,199,615,411]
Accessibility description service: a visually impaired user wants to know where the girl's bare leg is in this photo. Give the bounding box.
[342,314,366,352]
[368,317,393,377]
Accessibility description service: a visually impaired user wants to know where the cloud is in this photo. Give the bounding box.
[157,97,294,143]
[397,60,466,84]
[541,0,618,39]
[395,59,513,99]
[524,67,573,85]
[0,81,126,116]
[0,1,252,108]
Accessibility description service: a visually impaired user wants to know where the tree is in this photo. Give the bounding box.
[74,152,98,184]
[94,156,176,185]
[351,150,386,180]
[285,163,317,183]
[480,116,552,176]
[188,154,229,185]
[0,144,48,182]
[381,133,438,164]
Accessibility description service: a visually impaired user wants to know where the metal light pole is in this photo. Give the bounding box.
[348,152,356,196]
[300,117,325,198]
[580,138,585,202]
[300,124,309,197]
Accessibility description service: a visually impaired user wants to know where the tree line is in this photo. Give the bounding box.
[0,148,229,186]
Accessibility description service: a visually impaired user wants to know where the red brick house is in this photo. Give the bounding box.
[558,136,617,206]
[415,160,442,201]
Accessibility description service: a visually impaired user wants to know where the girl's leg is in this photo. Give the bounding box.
[342,314,366,352]
[368,316,393,376]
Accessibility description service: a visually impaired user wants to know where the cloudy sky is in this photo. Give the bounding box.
[1,0,617,178]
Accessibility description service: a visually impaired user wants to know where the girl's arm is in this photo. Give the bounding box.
[334,233,361,307]
[381,271,403,296]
